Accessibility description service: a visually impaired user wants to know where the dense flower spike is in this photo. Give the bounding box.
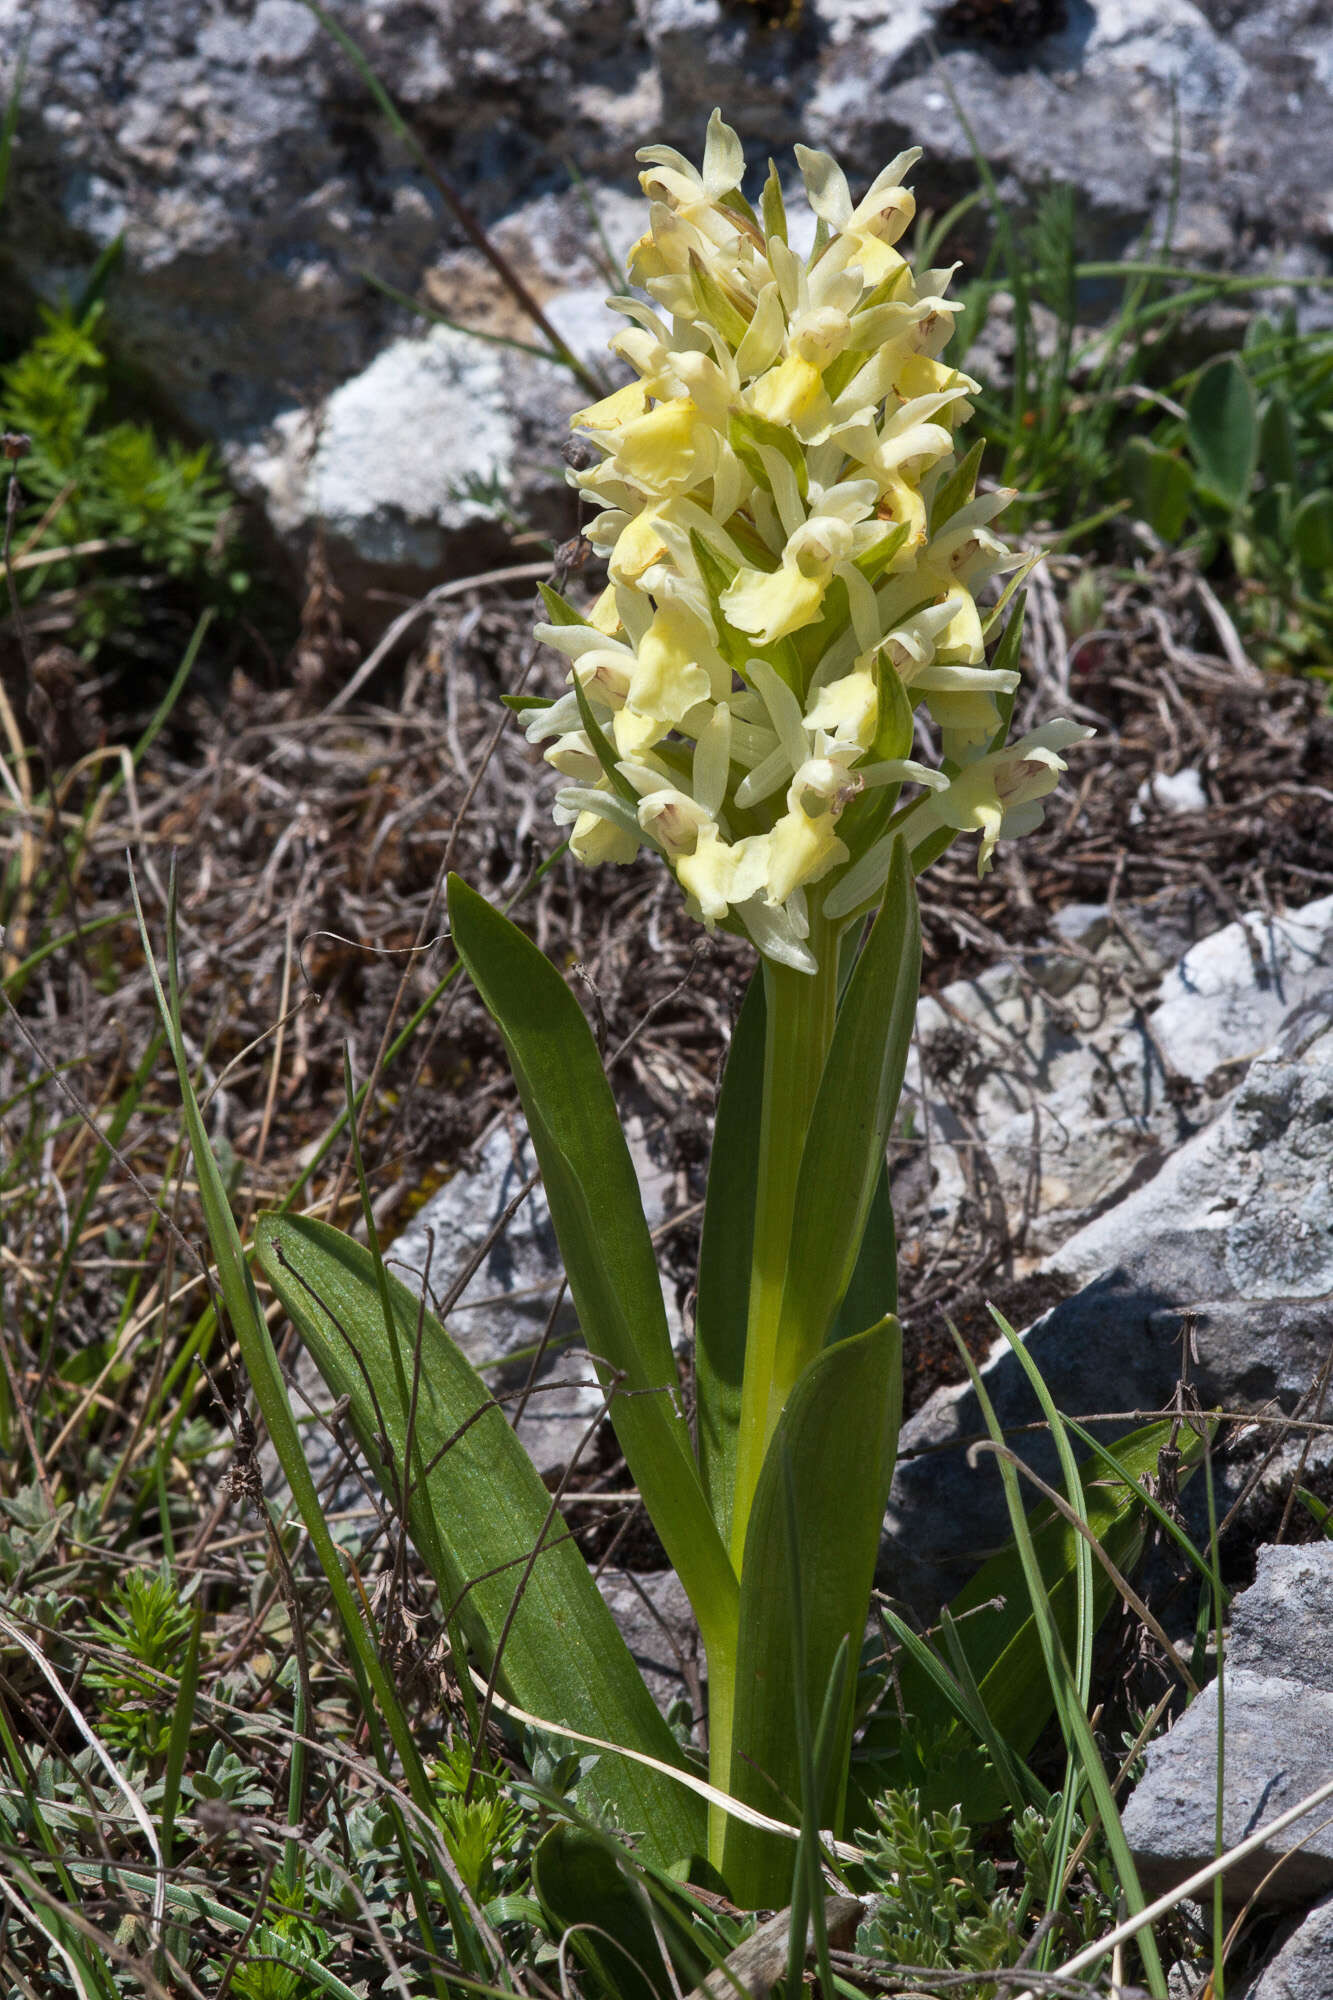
[527,112,1090,970]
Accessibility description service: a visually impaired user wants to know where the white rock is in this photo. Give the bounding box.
[242,327,517,570]
[903,894,1333,1264]
[1130,767,1208,820]
[883,898,1333,1615]
[385,1112,684,1478]
[1150,895,1333,1083]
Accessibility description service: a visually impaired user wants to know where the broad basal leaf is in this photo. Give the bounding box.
[254,1213,704,1868]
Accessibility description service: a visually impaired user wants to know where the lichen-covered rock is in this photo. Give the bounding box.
[1122,1546,1333,1907]
[881,895,1333,1613]
[228,289,626,605]
[3,0,1330,595]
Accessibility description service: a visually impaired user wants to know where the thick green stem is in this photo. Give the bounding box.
[707,914,839,1874]
[704,1630,737,1870]
[727,910,840,1574]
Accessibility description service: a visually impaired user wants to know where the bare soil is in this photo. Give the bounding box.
[7,541,1332,1438]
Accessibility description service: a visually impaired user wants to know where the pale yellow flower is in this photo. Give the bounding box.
[527,110,1083,966]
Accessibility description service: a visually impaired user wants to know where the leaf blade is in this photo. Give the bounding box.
[254,1212,704,1867]
[694,967,766,1544]
[721,1316,902,1907]
[445,876,738,1652]
[773,838,919,1396]
[1187,355,1257,510]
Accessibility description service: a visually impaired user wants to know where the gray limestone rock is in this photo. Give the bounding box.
[4,0,1331,598]
[905,894,1333,1266]
[1122,1544,1333,1908]
[1121,1673,1333,1906]
[595,1566,702,1720]
[1229,1544,1333,1695]
[882,896,1333,1614]
[1247,1893,1333,2000]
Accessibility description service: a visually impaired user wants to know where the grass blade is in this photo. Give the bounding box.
[953,1329,1169,1996]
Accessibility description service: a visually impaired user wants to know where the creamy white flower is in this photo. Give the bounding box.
[528,111,1082,965]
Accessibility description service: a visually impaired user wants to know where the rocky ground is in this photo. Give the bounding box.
[16,528,1330,1457]
[4,0,1332,607]
[8,505,1333,2000]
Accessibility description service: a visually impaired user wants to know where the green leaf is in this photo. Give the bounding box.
[445,877,738,1657]
[1122,438,1194,543]
[872,650,917,763]
[687,527,803,698]
[695,968,766,1545]
[829,1167,896,1342]
[1187,356,1258,510]
[531,1823,712,2000]
[772,837,920,1396]
[987,587,1027,691]
[1291,489,1333,571]
[760,161,788,246]
[254,1213,702,1867]
[690,530,754,681]
[572,669,642,807]
[853,517,911,588]
[728,407,810,507]
[717,186,762,235]
[537,581,588,627]
[722,1317,902,1907]
[1251,481,1291,545]
[690,249,750,349]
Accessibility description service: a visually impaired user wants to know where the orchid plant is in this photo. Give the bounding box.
[252,115,1091,1911]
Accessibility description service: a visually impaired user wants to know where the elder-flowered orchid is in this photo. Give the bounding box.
[251,112,1121,1945]
[523,112,1089,968]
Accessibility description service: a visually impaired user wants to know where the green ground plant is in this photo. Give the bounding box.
[83,1564,196,1760]
[936,173,1333,675]
[0,297,239,654]
[857,1788,1027,1991]
[1122,321,1333,671]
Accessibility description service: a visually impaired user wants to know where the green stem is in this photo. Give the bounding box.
[704,1626,737,1873]
[706,915,840,1874]
[728,910,840,1572]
